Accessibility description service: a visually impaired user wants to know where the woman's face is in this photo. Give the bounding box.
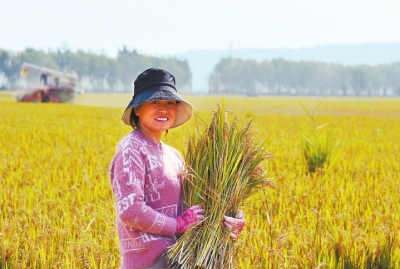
[135,100,178,137]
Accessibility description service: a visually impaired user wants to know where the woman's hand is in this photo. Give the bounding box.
[175,205,204,235]
[223,210,245,240]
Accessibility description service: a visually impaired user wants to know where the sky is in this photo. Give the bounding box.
[1,0,399,57]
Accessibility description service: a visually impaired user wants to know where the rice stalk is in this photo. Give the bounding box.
[165,99,274,268]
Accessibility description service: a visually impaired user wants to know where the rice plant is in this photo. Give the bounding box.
[299,100,340,174]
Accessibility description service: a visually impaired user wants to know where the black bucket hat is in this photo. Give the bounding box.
[121,67,192,128]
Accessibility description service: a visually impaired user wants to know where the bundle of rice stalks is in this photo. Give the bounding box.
[165,100,275,269]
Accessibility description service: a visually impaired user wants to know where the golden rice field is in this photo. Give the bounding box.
[1,91,400,268]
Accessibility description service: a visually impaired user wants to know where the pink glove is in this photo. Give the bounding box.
[223,210,245,240]
[175,205,204,235]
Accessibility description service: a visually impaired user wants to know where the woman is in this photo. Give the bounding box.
[110,68,244,269]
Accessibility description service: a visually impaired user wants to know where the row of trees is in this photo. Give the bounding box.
[0,48,192,93]
[209,58,400,96]
[2,48,400,96]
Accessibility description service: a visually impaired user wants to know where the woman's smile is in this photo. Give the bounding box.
[155,117,168,122]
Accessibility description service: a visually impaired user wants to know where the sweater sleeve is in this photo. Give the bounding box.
[110,137,178,237]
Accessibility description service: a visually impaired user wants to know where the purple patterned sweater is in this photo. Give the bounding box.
[110,130,183,268]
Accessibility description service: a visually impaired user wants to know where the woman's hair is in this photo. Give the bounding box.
[129,108,139,129]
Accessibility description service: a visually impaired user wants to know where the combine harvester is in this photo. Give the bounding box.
[16,62,79,103]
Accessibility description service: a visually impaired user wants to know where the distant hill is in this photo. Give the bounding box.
[177,42,400,93]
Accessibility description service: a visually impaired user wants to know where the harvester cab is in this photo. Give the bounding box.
[16,62,79,103]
